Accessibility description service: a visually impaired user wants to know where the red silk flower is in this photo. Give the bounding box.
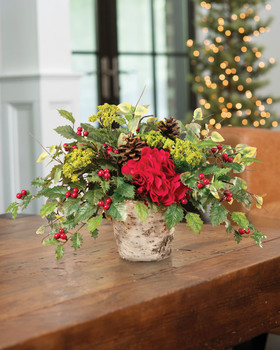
[121,147,188,205]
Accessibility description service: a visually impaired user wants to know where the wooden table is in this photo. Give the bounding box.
[0,216,280,350]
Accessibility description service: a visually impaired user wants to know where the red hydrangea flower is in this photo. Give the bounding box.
[121,147,188,205]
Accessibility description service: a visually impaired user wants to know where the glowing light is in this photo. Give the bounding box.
[236,103,242,109]
[186,39,193,47]
[266,4,271,10]
[232,14,238,20]
[272,121,278,127]
[203,27,208,33]
[255,52,261,58]
[259,62,265,68]
[261,112,266,118]
[239,27,245,34]
[213,47,219,53]
[211,83,217,89]
[247,66,253,72]
[227,103,233,109]
[245,91,252,98]
[215,123,222,129]
[266,98,273,104]
[222,80,229,86]
[216,37,222,43]
[200,99,206,105]
[225,30,231,36]
[227,112,232,118]
[254,16,260,21]
[256,100,261,106]
[198,86,204,92]
[195,76,200,82]
[201,130,208,136]
[242,119,248,125]
[205,103,211,109]
[204,40,210,46]
[240,13,246,19]
[234,56,240,62]
[218,97,224,103]
[200,1,206,7]
[253,30,259,36]
[233,75,239,81]
[259,27,265,34]
[266,112,271,118]
[221,112,228,118]
[193,50,200,57]
[259,105,265,111]
[237,85,244,91]
[218,26,224,32]
[253,121,259,127]
[243,36,251,42]
[237,111,243,117]
[208,57,214,63]
[260,119,266,125]
[241,46,247,52]
[219,74,225,80]
[205,3,211,9]
[246,109,251,115]
[225,68,232,75]
[231,68,237,74]
[210,118,216,125]
[269,58,275,64]
[218,18,224,25]
[220,62,227,69]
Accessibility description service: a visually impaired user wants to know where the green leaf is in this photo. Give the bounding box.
[208,185,220,199]
[107,202,127,221]
[188,123,201,137]
[21,194,33,210]
[211,131,224,143]
[196,139,217,149]
[63,216,77,229]
[202,164,220,175]
[43,237,58,246]
[135,202,149,223]
[225,220,233,235]
[227,162,244,173]
[234,232,243,244]
[100,181,110,193]
[70,233,83,251]
[215,168,231,178]
[58,109,75,124]
[37,186,66,199]
[118,102,133,114]
[117,132,127,146]
[54,125,76,139]
[75,203,96,223]
[210,202,228,226]
[164,203,184,229]
[31,177,48,188]
[91,229,99,239]
[193,107,203,121]
[54,167,62,184]
[55,245,65,260]
[185,212,203,234]
[37,152,48,163]
[127,117,140,133]
[36,225,47,235]
[231,212,249,228]
[212,180,224,190]
[40,201,57,218]
[180,172,193,186]
[62,199,81,216]
[251,230,266,247]
[135,105,149,116]
[87,216,103,232]
[83,189,103,205]
[114,177,135,199]
[5,202,19,219]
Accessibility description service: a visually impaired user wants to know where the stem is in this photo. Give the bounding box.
[135,86,146,108]
[29,132,63,165]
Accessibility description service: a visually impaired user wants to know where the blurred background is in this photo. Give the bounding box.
[0,0,279,214]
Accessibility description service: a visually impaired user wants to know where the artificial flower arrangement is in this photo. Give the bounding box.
[6,102,266,260]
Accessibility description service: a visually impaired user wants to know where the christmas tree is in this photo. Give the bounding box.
[186,0,279,129]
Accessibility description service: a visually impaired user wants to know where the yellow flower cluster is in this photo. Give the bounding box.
[141,130,202,166]
[89,103,119,127]
[63,148,95,182]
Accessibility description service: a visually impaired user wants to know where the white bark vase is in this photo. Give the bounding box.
[112,201,174,262]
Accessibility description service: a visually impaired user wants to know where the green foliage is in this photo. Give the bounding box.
[70,233,83,250]
[91,229,99,239]
[185,212,203,234]
[5,202,19,219]
[37,186,66,199]
[164,204,184,229]
[74,203,96,223]
[135,202,149,223]
[43,237,58,246]
[40,201,58,218]
[62,199,81,217]
[58,110,75,125]
[113,177,135,202]
[231,212,249,228]
[107,202,127,221]
[89,103,120,127]
[31,177,48,188]
[54,125,76,139]
[210,202,228,226]
[55,245,65,260]
[83,189,104,206]
[87,216,103,232]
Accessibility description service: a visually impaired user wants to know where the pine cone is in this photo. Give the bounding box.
[157,116,180,139]
[118,133,147,165]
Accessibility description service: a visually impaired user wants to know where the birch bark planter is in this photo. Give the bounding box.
[112,201,174,262]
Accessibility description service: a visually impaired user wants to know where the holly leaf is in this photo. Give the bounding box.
[70,233,83,250]
[31,177,48,188]
[74,203,96,223]
[40,201,57,218]
[107,202,127,221]
[43,237,58,246]
[196,139,217,149]
[164,203,184,229]
[226,162,244,173]
[37,186,67,199]
[62,199,81,216]
[114,177,135,199]
[5,202,19,219]
[215,168,231,178]
[135,202,149,223]
[91,229,99,239]
[234,232,243,244]
[84,189,104,205]
[36,225,47,235]
[251,230,266,247]
[21,194,33,210]
[210,202,228,226]
[231,212,249,228]
[87,216,103,232]
[58,109,75,125]
[54,125,76,139]
[211,131,224,142]
[63,216,77,229]
[185,212,203,234]
[202,164,220,175]
[100,181,110,193]
[55,245,65,260]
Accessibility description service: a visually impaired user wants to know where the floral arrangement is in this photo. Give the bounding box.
[6,102,266,260]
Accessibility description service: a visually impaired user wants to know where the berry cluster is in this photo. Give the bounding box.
[211,144,233,163]
[103,144,119,155]
[76,126,89,137]
[63,143,78,152]
[197,173,210,189]
[98,198,112,210]
[181,187,192,205]
[98,168,111,179]
[65,188,79,199]
[16,189,28,199]
[238,228,251,235]
[54,228,67,240]
[224,189,233,202]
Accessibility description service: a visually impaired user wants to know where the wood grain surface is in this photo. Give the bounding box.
[0,216,279,350]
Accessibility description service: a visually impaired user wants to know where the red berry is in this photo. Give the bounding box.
[16,193,22,199]
[197,182,203,189]
[224,189,230,196]
[103,204,110,210]
[211,147,217,153]
[71,192,78,198]
[203,179,210,185]
[106,198,112,204]
[238,228,245,235]
[21,190,27,196]
[60,233,67,240]
[186,193,191,199]
[228,192,233,197]
[181,198,188,205]
[106,150,112,155]
[63,143,68,148]
[246,228,251,234]
[226,196,232,202]
[77,126,83,132]
[64,148,68,152]
[65,192,71,198]
[107,146,113,150]
[137,187,144,194]
[83,130,89,136]
[104,168,110,173]
[98,170,104,177]
[217,144,223,150]
[72,188,79,193]
[54,233,60,239]
[198,173,205,180]
[222,153,228,160]
[227,157,233,163]
[72,146,78,149]
[98,200,104,207]
[59,228,65,234]
[136,126,140,132]
[114,149,119,154]
[76,131,82,136]
[104,172,111,179]
[103,144,108,148]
